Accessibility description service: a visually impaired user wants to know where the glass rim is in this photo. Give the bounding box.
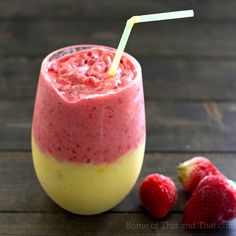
[41,44,141,78]
[40,44,142,100]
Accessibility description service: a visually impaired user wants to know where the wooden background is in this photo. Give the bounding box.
[1,0,236,235]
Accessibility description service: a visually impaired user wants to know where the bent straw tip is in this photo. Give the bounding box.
[127,16,139,27]
[188,9,194,17]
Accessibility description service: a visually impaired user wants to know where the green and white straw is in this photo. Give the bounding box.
[108,10,194,76]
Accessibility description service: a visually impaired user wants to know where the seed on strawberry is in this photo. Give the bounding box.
[177,156,223,193]
[183,175,236,229]
[139,174,177,218]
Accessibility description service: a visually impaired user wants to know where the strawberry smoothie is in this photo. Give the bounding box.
[32,45,146,214]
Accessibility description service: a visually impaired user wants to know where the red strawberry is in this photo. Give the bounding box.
[183,175,236,229]
[177,157,223,193]
[139,174,177,218]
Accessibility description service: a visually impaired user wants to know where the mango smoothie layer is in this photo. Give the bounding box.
[32,138,145,215]
[32,45,146,214]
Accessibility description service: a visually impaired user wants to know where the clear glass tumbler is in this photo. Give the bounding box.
[32,45,146,215]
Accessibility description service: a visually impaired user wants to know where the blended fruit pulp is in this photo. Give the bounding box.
[32,46,146,214]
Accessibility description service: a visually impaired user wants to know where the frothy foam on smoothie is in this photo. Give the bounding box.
[47,48,137,99]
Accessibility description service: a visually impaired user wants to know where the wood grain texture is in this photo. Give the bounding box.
[1,0,236,21]
[0,151,235,213]
[0,212,235,235]
[1,99,236,152]
[2,57,236,101]
[1,20,236,58]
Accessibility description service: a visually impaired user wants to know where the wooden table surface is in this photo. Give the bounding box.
[1,0,236,235]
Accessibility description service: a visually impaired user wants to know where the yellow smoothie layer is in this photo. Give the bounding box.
[32,138,145,215]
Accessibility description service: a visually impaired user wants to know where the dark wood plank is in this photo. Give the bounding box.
[143,59,236,101]
[147,101,236,152]
[0,99,33,151]
[0,151,235,213]
[1,100,236,152]
[2,57,236,101]
[1,20,236,58]
[0,212,234,235]
[1,0,236,21]
[0,57,39,98]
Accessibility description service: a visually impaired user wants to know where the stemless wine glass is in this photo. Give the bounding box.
[32,45,146,215]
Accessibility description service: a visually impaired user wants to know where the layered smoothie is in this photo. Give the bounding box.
[32,45,146,215]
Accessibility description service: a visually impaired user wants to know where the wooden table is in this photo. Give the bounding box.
[1,0,236,235]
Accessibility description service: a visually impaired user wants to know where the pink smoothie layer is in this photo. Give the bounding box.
[32,46,145,164]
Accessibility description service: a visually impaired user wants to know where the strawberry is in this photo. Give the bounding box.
[177,157,223,193]
[139,174,177,218]
[183,175,236,229]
